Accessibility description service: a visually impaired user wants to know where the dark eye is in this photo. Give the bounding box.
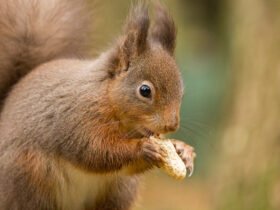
[139,85,151,98]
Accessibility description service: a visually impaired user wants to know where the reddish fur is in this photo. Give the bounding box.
[0,2,194,210]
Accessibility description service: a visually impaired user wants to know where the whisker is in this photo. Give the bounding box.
[178,124,216,150]
[174,129,198,146]
[180,124,209,138]
[181,118,211,129]
[184,121,211,131]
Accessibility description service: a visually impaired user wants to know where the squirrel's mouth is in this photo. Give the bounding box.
[140,127,156,137]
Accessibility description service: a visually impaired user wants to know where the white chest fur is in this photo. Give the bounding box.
[56,161,117,210]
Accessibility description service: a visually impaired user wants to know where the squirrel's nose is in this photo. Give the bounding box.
[164,116,179,132]
[163,105,180,133]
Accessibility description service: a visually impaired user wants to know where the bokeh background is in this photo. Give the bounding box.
[91,0,280,209]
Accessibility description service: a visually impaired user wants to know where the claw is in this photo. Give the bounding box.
[187,163,194,177]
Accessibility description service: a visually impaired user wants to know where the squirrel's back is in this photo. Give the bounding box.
[0,0,92,105]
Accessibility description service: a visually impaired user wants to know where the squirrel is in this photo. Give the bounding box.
[0,0,91,108]
[0,1,195,210]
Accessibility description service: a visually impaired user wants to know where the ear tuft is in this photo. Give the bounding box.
[124,2,150,55]
[108,2,150,77]
[151,2,177,54]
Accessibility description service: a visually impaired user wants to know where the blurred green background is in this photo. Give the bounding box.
[91,0,280,209]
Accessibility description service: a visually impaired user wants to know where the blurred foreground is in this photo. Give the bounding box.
[136,172,213,210]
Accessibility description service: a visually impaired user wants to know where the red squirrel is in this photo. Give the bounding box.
[0,1,195,209]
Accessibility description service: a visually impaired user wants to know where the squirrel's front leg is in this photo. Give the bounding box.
[122,138,167,175]
[75,137,166,174]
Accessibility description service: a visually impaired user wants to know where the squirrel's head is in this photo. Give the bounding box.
[107,3,183,137]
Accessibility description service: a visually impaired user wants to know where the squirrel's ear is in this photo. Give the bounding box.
[108,3,150,77]
[123,3,150,56]
[151,3,177,55]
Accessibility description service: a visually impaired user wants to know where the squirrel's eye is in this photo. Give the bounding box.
[137,81,154,102]
[139,85,151,98]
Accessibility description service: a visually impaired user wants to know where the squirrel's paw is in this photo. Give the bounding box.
[171,140,196,177]
[140,140,167,168]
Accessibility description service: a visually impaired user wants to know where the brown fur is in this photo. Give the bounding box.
[151,2,177,54]
[0,0,91,107]
[92,176,140,210]
[0,149,59,210]
[0,2,194,210]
